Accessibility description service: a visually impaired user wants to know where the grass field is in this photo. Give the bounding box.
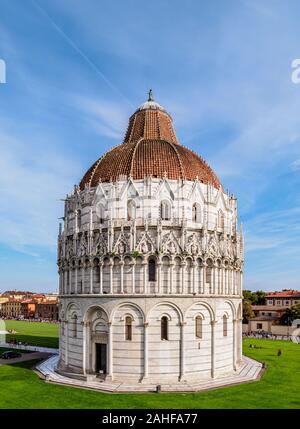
[3,320,59,348]
[0,337,299,408]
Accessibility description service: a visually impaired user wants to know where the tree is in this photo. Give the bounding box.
[243,290,266,305]
[242,300,254,323]
[254,290,266,305]
[280,303,300,326]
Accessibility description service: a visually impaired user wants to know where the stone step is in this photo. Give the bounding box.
[36,355,263,393]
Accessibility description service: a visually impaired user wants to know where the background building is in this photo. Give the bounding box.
[0,291,58,320]
[243,289,300,334]
[35,302,59,321]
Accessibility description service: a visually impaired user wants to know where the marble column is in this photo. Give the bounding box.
[82,321,89,375]
[63,270,67,295]
[212,266,216,294]
[109,262,113,294]
[107,322,113,380]
[233,318,237,371]
[222,266,226,295]
[60,271,63,294]
[157,262,162,294]
[75,267,78,294]
[202,263,207,294]
[89,265,93,294]
[143,322,149,380]
[192,262,196,294]
[99,262,103,294]
[210,320,217,378]
[132,261,135,294]
[180,322,186,380]
[143,261,147,294]
[169,260,174,294]
[240,271,243,295]
[65,320,69,366]
[181,262,186,294]
[120,260,124,294]
[237,318,243,365]
[82,266,85,293]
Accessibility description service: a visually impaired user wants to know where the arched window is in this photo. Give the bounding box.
[161,200,171,220]
[223,314,228,337]
[148,258,156,282]
[192,203,201,223]
[77,210,81,230]
[218,209,224,229]
[195,316,203,339]
[72,314,78,338]
[206,259,213,285]
[161,316,168,340]
[127,200,136,221]
[98,204,105,224]
[125,316,132,341]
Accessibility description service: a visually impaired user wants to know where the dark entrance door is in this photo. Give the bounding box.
[95,343,107,374]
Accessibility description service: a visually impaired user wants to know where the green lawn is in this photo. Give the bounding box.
[4,320,59,348]
[0,338,299,408]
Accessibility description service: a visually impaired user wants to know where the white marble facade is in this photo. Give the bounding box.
[57,176,244,384]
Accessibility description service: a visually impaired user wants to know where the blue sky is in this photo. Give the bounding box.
[0,0,300,293]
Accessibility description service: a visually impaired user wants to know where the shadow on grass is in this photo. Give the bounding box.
[10,359,43,369]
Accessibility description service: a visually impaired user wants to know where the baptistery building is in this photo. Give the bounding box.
[57,93,244,387]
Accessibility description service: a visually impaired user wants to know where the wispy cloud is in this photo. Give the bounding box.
[0,126,78,255]
[71,95,129,140]
[290,159,300,171]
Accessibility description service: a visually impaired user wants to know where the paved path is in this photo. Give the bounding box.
[0,352,50,366]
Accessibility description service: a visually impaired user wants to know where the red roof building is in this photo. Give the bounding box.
[266,289,300,307]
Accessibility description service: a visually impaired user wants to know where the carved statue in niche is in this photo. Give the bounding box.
[66,238,74,259]
[169,241,176,254]
[118,241,126,254]
[186,233,200,255]
[78,234,88,257]
[136,231,155,254]
[191,242,198,255]
[161,231,181,255]
[113,230,129,255]
[207,233,220,257]
[141,241,149,254]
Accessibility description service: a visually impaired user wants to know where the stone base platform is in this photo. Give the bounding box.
[36,355,263,393]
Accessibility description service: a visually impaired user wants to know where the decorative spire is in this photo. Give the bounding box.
[148,88,154,101]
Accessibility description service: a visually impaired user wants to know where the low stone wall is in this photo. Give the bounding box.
[271,326,289,336]
[242,324,294,337]
[0,341,58,354]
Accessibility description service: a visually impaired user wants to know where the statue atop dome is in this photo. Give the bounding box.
[148,88,154,101]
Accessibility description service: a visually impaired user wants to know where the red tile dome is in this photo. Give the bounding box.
[79,94,222,190]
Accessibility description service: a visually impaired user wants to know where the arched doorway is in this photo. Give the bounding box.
[84,306,109,377]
